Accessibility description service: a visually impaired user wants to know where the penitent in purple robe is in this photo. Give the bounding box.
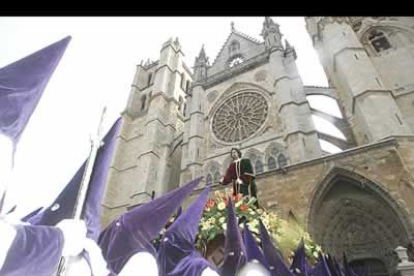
[290,238,311,276]
[98,177,202,275]
[243,220,269,270]
[0,36,71,149]
[220,198,247,276]
[157,187,218,276]
[259,219,295,276]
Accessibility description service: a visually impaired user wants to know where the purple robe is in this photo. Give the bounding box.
[0,224,64,276]
[167,251,218,276]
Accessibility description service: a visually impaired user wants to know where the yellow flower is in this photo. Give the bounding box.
[219,217,226,224]
[217,202,226,210]
[257,209,264,215]
[210,218,216,225]
[222,223,227,231]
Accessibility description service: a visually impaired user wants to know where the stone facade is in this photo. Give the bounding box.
[101,17,414,276]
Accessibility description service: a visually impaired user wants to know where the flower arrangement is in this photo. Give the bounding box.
[152,188,321,264]
[195,188,320,264]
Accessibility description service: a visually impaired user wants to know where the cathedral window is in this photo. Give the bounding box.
[211,91,268,143]
[268,156,276,170]
[178,96,184,112]
[229,40,240,54]
[141,95,147,111]
[368,30,392,53]
[278,154,287,168]
[206,174,213,185]
[266,146,288,171]
[255,160,264,174]
[186,81,190,92]
[183,103,187,117]
[180,73,185,90]
[147,73,153,86]
[228,56,244,68]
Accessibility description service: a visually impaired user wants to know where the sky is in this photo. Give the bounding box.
[0,17,334,217]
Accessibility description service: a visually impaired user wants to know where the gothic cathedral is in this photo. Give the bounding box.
[102,17,414,276]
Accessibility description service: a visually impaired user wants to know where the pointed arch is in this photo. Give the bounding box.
[267,156,276,170]
[264,142,289,171]
[244,148,263,163]
[278,154,287,168]
[255,160,264,174]
[204,160,222,176]
[307,167,414,243]
[307,167,414,273]
[206,174,213,186]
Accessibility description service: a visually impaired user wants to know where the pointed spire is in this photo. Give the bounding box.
[259,219,294,276]
[157,186,211,276]
[98,177,202,274]
[199,44,207,60]
[194,44,209,83]
[243,221,269,269]
[231,21,236,32]
[221,197,247,276]
[261,17,283,50]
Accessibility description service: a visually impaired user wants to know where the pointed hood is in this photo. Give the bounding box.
[259,219,294,276]
[157,186,210,276]
[98,177,202,274]
[325,254,341,276]
[243,220,269,269]
[290,238,310,276]
[28,117,122,241]
[312,252,333,276]
[167,251,220,276]
[0,36,71,147]
[221,197,247,276]
[21,207,43,222]
[333,257,345,276]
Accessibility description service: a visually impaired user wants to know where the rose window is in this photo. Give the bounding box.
[212,92,268,143]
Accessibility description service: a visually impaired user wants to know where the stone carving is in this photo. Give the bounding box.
[212,92,268,143]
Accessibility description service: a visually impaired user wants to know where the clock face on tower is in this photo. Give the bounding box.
[211,91,268,143]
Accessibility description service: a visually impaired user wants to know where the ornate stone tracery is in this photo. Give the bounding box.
[211,92,268,143]
[308,168,413,276]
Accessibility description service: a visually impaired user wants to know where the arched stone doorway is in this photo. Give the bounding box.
[308,168,413,276]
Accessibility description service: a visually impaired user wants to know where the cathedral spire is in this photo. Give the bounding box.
[193,44,209,83]
[261,16,283,51]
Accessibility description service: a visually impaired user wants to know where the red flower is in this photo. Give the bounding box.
[239,204,248,212]
[205,198,216,209]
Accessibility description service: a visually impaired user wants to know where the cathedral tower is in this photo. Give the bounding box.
[101,38,192,227]
[305,17,414,144]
